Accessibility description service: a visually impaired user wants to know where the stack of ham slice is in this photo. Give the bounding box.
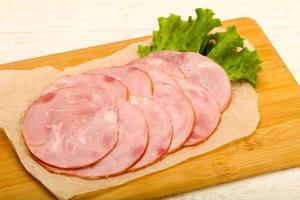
[22,50,231,179]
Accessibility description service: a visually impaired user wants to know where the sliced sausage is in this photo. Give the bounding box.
[43,74,128,101]
[22,86,118,169]
[129,56,184,78]
[129,95,172,170]
[148,50,183,67]
[40,102,148,178]
[126,64,180,89]
[86,66,153,98]
[149,50,232,111]
[126,63,194,153]
[174,77,221,146]
[153,83,194,153]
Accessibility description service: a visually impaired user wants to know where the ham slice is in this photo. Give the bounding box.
[43,74,128,101]
[22,86,118,169]
[126,64,180,89]
[86,66,153,98]
[41,72,150,177]
[149,50,232,111]
[41,102,149,178]
[153,83,194,153]
[129,96,172,170]
[126,63,194,153]
[129,56,184,78]
[174,77,221,146]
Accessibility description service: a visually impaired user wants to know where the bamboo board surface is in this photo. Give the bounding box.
[0,18,299,200]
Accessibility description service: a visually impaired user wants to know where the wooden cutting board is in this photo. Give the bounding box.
[0,17,299,200]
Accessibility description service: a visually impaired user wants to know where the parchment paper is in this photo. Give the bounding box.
[0,41,260,199]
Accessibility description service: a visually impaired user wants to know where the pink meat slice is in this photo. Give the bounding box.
[41,71,150,176]
[86,66,153,98]
[153,83,194,153]
[149,50,232,112]
[126,64,180,89]
[129,56,184,78]
[41,102,149,178]
[174,77,221,146]
[126,63,194,153]
[129,95,172,170]
[22,86,118,169]
[43,73,128,101]
[148,50,183,67]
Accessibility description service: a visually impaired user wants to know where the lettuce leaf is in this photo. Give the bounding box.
[138,8,221,57]
[138,8,262,86]
[206,26,261,85]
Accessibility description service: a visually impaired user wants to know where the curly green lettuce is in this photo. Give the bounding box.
[138,8,262,85]
[206,26,262,85]
[138,8,221,57]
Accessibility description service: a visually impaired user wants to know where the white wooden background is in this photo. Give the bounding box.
[0,0,299,199]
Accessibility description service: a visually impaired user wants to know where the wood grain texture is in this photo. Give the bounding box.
[0,18,299,200]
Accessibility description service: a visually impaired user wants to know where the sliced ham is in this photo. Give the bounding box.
[129,95,172,170]
[129,56,184,78]
[43,74,128,101]
[149,50,232,111]
[86,66,153,98]
[22,86,118,169]
[41,102,148,178]
[126,63,194,153]
[174,77,221,146]
[148,50,183,67]
[153,83,194,153]
[41,71,150,176]
[126,64,180,89]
